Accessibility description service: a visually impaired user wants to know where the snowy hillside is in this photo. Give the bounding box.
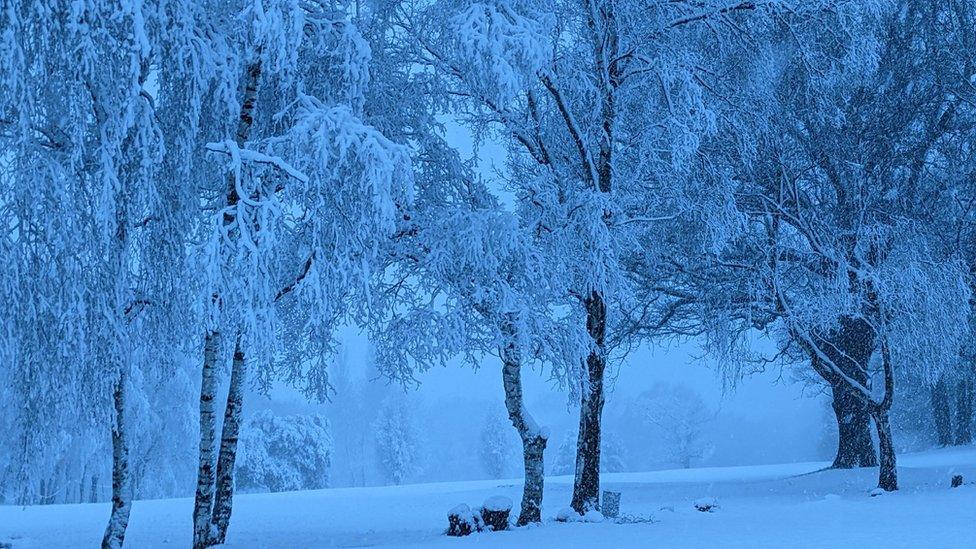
[3,446,975,548]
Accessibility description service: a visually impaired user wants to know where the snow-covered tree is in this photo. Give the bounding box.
[159,3,414,546]
[553,428,626,474]
[479,407,518,479]
[407,0,810,514]
[373,395,420,486]
[1,1,210,544]
[600,432,627,474]
[552,431,577,476]
[322,343,372,488]
[363,7,589,518]
[236,411,332,493]
[635,383,713,469]
[628,0,976,492]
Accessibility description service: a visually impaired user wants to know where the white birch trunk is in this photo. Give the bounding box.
[210,338,246,545]
[101,368,132,549]
[192,331,220,549]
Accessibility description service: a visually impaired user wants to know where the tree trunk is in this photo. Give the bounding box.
[101,369,132,549]
[871,340,898,492]
[572,291,606,514]
[499,324,547,526]
[954,376,972,445]
[520,437,546,524]
[932,375,953,446]
[192,331,220,549]
[813,317,878,468]
[210,339,246,545]
[831,384,877,468]
[873,410,898,491]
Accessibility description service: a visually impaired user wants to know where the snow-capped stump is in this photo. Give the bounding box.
[693,497,719,512]
[868,487,886,497]
[447,504,483,536]
[951,474,964,488]
[481,496,513,531]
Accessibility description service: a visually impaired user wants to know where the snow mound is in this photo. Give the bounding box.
[555,507,580,522]
[582,510,605,523]
[868,488,885,497]
[693,497,719,512]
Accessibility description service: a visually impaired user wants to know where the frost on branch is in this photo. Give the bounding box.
[450,1,554,105]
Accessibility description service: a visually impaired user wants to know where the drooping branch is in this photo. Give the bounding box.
[206,141,310,184]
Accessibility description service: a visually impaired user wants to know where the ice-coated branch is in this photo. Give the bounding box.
[206,140,310,184]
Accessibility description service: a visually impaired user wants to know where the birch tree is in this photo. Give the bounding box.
[1,1,208,545]
[171,3,413,546]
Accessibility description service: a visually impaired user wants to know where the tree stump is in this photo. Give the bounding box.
[481,496,512,531]
[951,474,964,488]
[447,504,482,536]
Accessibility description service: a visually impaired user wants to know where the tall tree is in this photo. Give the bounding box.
[105,2,415,546]
[406,0,767,513]
[1,1,206,545]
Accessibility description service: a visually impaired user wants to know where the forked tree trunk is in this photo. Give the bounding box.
[192,53,262,549]
[210,339,246,545]
[931,375,953,446]
[101,368,132,549]
[500,323,547,525]
[572,291,606,514]
[873,409,898,491]
[192,331,220,549]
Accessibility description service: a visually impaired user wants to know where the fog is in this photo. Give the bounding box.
[252,328,831,488]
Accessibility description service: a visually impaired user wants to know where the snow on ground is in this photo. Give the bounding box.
[3,446,976,548]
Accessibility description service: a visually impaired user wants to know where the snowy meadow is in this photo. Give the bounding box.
[2,1,976,548]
